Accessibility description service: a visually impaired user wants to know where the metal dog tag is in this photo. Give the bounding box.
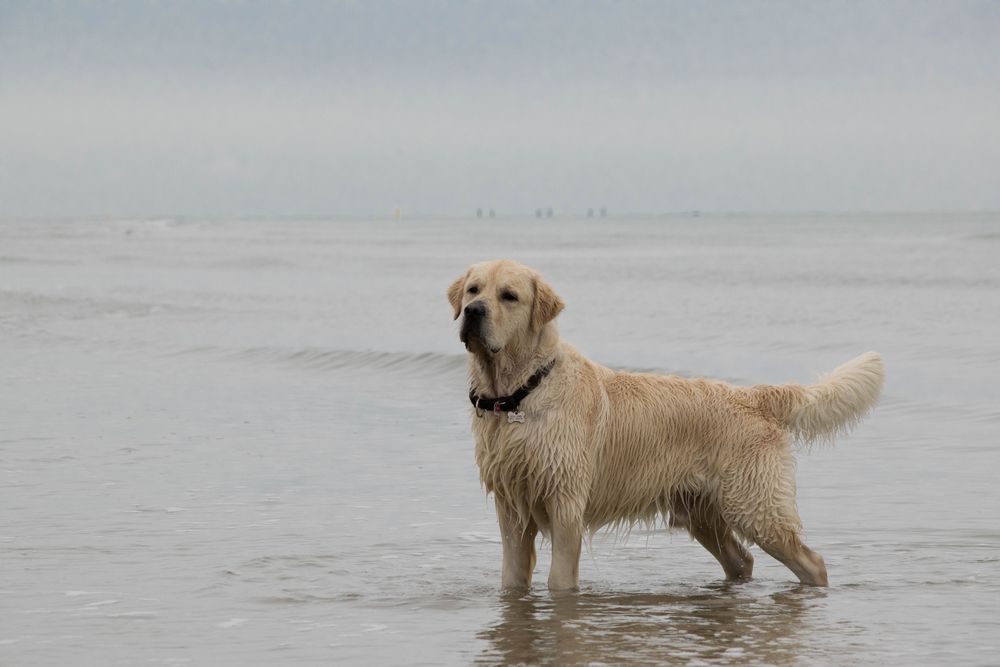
[507,411,526,424]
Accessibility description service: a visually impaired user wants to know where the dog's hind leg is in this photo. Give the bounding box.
[722,433,828,586]
[681,496,754,581]
[758,534,828,587]
[730,479,828,586]
[496,499,538,590]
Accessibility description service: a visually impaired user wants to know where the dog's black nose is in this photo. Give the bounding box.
[464,301,486,318]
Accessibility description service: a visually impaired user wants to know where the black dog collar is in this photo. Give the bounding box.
[469,359,556,416]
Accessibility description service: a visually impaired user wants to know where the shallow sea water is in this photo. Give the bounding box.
[2,214,999,665]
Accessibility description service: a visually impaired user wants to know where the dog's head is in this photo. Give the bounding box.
[447,260,564,356]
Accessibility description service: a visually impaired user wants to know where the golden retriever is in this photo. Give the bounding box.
[448,259,883,590]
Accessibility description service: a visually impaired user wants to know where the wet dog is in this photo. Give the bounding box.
[448,259,883,589]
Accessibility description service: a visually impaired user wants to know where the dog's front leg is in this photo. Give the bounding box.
[496,499,537,590]
[546,498,583,592]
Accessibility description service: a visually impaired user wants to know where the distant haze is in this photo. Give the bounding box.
[2,1,998,217]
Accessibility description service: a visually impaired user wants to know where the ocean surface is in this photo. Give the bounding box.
[2,214,999,665]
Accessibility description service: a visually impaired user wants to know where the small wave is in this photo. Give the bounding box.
[0,255,77,265]
[208,257,297,269]
[166,344,467,375]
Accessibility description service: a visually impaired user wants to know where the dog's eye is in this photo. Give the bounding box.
[467,286,479,295]
[501,291,518,302]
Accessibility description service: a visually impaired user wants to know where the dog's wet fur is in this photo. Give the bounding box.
[449,259,884,590]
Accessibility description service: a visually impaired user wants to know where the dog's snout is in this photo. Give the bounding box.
[459,300,488,350]
[464,301,487,318]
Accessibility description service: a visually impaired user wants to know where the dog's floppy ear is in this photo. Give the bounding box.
[447,271,468,320]
[531,275,565,329]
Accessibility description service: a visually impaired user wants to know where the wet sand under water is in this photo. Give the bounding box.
[1,214,999,664]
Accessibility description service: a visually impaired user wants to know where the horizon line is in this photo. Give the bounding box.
[3,209,1000,223]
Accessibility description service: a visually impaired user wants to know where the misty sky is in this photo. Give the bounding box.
[2,1,999,217]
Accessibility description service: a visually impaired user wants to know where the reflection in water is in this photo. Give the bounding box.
[477,586,822,665]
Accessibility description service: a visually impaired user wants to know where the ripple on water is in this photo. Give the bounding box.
[164,344,468,378]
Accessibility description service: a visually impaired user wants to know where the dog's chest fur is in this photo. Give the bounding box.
[466,348,602,528]
[470,402,597,531]
[472,414,554,502]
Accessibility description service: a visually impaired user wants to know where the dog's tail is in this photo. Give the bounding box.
[753,352,884,444]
